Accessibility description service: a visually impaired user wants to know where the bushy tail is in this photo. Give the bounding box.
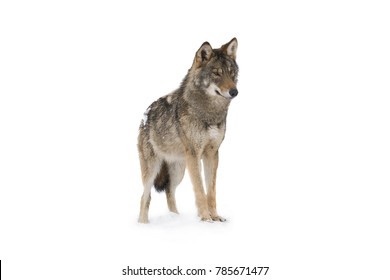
[154,161,170,192]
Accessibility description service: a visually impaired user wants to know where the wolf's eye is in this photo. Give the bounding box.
[212,68,221,77]
[229,68,235,77]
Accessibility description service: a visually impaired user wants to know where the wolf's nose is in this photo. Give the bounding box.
[229,88,238,98]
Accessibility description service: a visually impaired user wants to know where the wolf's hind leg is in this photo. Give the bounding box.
[165,161,185,213]
[138,186,152,224]
[138,157,161,223]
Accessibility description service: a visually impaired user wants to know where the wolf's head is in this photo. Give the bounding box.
[190,38,239,100]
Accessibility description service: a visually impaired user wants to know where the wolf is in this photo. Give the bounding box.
[137,38,239,223]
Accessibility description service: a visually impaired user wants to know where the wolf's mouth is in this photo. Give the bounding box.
[215,89,232,99]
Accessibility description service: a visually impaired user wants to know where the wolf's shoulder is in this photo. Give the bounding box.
[139,91,182,129]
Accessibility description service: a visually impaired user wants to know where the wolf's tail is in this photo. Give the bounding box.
[154,161,170,192]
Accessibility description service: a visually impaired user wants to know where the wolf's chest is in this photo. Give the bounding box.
[208,125,222,139]
[204,124,225,146]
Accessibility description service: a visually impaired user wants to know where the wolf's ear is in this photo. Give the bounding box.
[221,37,238,60]
[194,42,213,67]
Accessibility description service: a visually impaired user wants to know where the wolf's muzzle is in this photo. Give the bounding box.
[229,88,238,98]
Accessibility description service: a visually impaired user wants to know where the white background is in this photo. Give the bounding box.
[1,1,389,279]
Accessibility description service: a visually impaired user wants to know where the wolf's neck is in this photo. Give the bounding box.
[185,89,230,125]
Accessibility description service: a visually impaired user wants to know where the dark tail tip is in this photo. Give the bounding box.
[154,161,170,192]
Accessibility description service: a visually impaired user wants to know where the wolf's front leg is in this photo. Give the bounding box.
[186,153,212,222]
[203,150,226,222]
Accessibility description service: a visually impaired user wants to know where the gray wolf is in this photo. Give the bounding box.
[137,38,239,223]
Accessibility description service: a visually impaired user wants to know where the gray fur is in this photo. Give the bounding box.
[138,38,239,223]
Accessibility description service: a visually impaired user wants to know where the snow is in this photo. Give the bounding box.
[1,1,390,280]
[141,106,151,128]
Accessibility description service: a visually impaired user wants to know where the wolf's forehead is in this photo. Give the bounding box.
[222,58,238,70]
[213,57,236,69]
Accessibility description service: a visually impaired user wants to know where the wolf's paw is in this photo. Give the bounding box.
[138,217,149,224]
[200,215,214,223]
[211,215,227,222]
